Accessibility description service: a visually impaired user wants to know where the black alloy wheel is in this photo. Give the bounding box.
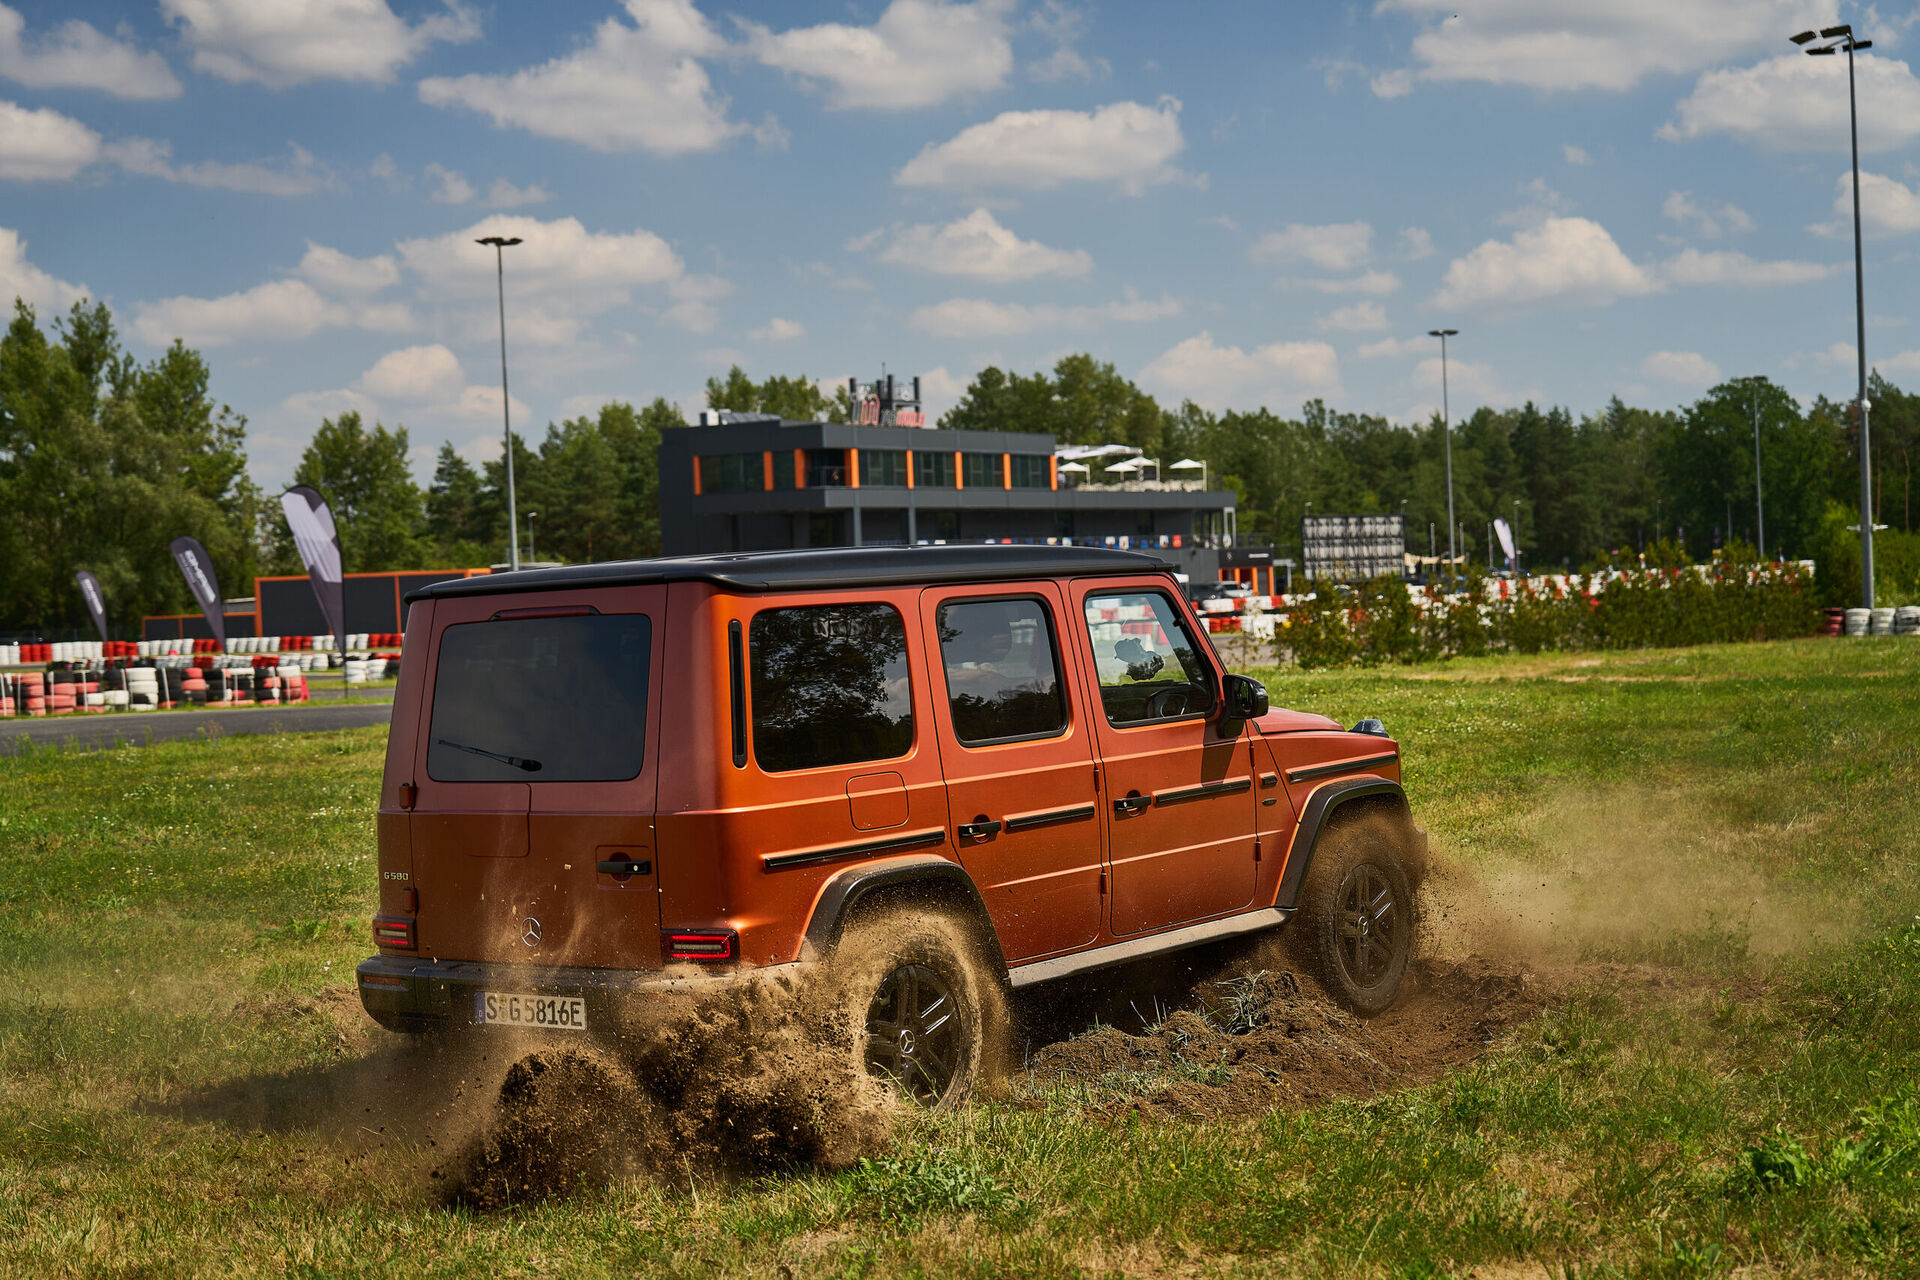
[1334,861,1402,990]
[864,962,963,1106]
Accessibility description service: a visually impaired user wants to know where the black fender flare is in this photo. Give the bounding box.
[1273,777,1417,910]
[800,853,1008,975]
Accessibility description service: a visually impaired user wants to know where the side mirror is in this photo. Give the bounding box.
[1219,673,1268,725]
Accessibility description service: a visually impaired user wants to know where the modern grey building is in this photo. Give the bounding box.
[656,414,1239,578]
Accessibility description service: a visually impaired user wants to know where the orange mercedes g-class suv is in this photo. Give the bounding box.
[358,545,1424,1105]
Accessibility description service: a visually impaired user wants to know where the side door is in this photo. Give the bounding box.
[1070,580,1257,936]
[918,584,1102,962]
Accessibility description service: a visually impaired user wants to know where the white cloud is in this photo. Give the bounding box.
[1027,0,1107,83]
[1877,348,1920,377]
[1138,331,1342,411]
[425,162,474,204]
[161,0,478,87]
[357,343,465,401]
[909,290,1179,338]
[1641,349,1721,386]
[1248,221,1372,272]
[0,226,87,312]
[662,272,732,334]
[1292,270,1401,296]
[397,214,683,306]
[748,317,805,342]
[877,208,1092,282]
[1811,341,1855,369]
[1823,170,1920,237]
[1659,248,1833,287]
[295,241,399,294]
[132,279,352,347]
[1661,190,1754,239]
[1398,227,1434,260]
[1412,354,1519,402]
[1316,301,1388,332]
[485,178,551,208]
[894,97,1190,193]
[1563,143,1591,166]
[105,138,337,196]
[0,5,181,99]
[741,0,1012,110]
[418,0,743,155]
[1370,68,1413,99]
[1432,216,1658,310]
[1354,336,1427,359]
[0,100,100,180]
[1662,53,1920,152]
[1376,0,1824,94]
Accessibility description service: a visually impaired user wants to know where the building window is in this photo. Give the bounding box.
[1009,454,1051,488]
[698,452,764,493]
[962,452,1003,489]
[861,449,907,487]
[915,450,954,488]
[804,448,848,487]
[771,449,795,490]
[934,511,960,541]
[749,604,912,772]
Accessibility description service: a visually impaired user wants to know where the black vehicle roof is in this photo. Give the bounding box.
[407,544,1172,600]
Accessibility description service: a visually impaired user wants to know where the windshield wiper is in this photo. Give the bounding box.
[435,738,542,772]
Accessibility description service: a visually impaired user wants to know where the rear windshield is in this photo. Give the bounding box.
[427,613,651,783]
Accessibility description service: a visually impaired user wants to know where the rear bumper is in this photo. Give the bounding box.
[355,953,804,1032]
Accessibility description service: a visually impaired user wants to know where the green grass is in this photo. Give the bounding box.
[2,637,1919,1277]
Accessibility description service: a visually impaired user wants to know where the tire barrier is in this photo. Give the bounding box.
[0,655,310,717]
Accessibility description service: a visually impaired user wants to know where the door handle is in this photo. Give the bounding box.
[596,858,652,877]
[1112,793,1151,816]
[957,818,1003,839]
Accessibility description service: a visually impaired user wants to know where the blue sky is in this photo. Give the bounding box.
[4,0,1919,486]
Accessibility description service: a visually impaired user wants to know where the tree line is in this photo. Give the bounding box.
[5,297,1917,636]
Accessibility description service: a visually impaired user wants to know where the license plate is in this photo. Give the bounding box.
[474,991,588,1030]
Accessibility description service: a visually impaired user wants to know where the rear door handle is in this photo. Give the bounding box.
[957,819,1003,839]
[1112,793,1151,816]
[596,858,652,876]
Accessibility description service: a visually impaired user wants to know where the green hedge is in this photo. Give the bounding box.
[1277,555,1822,668]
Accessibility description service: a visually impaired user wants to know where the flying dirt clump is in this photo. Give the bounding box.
[445,971,899,1209]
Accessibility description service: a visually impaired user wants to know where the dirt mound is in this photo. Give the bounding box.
[1020,951,1546,1120]
[444,970,898,1208]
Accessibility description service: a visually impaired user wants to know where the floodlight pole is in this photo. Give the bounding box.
[1846,37,1873,606]
[1428,328,1459,579]
[479,235,524,571]
[1740,376,1767,560]
[1794,24,1875,604]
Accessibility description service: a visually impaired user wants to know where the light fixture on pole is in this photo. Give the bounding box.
[1427,329,1460,576]
[526,510,538,563]
[1791,23,1874,605]
[1737,376,1767,559]
[477,234,524,571]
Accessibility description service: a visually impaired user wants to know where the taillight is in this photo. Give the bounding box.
[372,915,415,949]
[663,929,736,961]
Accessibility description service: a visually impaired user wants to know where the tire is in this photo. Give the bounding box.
[828,907,1003,1110]
[1290,814,1419,1016]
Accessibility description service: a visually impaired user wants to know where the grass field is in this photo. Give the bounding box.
[2,638,1918,1278]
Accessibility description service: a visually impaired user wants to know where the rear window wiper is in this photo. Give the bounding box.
[435,738,542,772]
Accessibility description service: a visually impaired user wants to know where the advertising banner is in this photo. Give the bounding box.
[279,485,346,660]
[1494,518,1516,569]
[168,536,226,651]
[74,570,109,643]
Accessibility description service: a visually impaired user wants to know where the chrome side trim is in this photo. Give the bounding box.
[1006,907,1291,989]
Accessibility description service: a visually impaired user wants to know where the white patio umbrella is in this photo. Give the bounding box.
[1104,458,1143,473]
[1170,457,1206,487]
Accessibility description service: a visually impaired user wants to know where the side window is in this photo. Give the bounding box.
[936,597,1068,746]
[1081,592,1215,726]
[750,603,913,772]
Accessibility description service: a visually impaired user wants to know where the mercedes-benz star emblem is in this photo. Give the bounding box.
[521,916,541,947]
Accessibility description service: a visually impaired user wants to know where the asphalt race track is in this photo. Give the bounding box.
[0,696,393,755]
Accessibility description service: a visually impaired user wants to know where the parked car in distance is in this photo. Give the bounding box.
[1187,580,1255,604]
[358,545,1425,1107]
